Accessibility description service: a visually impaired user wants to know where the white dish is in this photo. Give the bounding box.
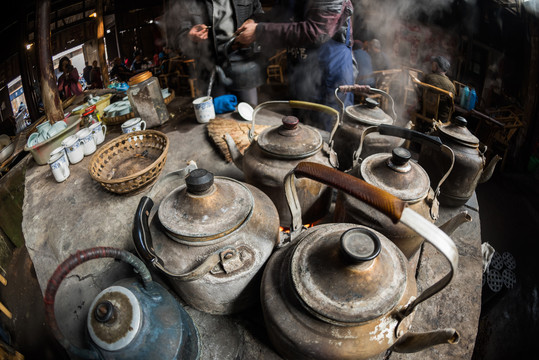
[237,102,254,121]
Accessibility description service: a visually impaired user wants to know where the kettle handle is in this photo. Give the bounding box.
[43,247,154,360]
[248,100,340,143]
[285,162,458,324]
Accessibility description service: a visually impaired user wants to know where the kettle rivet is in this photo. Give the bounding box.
[223,250,235,260]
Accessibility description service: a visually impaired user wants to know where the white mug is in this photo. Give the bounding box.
[76,128,97,156]
[61,135,84,164]
[89,122,107,145]
[48,151,70,182]
[192,96,215,124]
[121,118,147,134]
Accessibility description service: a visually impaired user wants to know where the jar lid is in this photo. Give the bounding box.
[82,105,97,116]
[437,116,479,146]
[128,71,152,86]
[257,116,322,158]
[289,224,407,324]
[158,169,254,243]
[344,98,393,126]
[359,148,430,202]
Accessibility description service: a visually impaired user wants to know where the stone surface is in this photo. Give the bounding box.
[21,96,482,359]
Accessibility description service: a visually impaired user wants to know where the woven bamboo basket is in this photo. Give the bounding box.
[163,89,175,105]
[89,130,169,195]
[101,112,136,126]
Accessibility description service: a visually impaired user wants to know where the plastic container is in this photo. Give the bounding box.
[127,71,169,128]
[460,86,469,108]
[467,89,477,110]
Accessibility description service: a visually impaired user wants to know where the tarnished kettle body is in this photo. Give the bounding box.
[333,85,408,171]
[225,100,340,227]
[134,166,279,315]
[44,247,200,360]
[261,162,460,360]
[334,125,469,259]
[419,116,502,207]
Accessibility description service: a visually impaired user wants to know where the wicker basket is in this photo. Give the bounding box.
[101,111,136,126]
[164,89,175,105]
[89,130,169,195]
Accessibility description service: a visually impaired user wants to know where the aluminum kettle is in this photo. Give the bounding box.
[44,247,200,360]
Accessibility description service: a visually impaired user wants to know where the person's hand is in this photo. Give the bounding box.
[235,20,257,45]
[188,24,209,43]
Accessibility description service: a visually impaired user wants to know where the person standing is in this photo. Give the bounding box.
[90,60,104,89]
[235,0,355,131]
[171,0,264,105]
[423,55,456,122]
[83,61,92,84]
[57,57,83,100]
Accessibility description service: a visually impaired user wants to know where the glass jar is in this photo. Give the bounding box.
[127,71,169,128]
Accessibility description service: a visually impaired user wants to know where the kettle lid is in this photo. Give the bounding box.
[158,169,253,242]
[359,148,430,202]
[438,116,479,146]
[289,224,407,324]
[344,98,393,126]
[87,286,142,351]
[257,116,323,158]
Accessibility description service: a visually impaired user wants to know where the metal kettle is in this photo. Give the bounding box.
[44,247,200,360]
[261,162,460,360]
[133,163,279,315]
[334,124,471,259]
[332,84,409,171]
[224,100,339,227]
[219,36,266,91]
[418,116,502,206]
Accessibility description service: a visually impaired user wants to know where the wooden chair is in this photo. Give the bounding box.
[484,106,525,170]
[410,76,455,132]
[402,66,424,109]
[266,49,287,84]
[371,69,403,111]
[159,58,199,98]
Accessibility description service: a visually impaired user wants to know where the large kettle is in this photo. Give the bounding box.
[334,124,471,259]
[224,100,339,227]
[261,162,460,360]
[418,116,502,206]
[44,247,200,360]
[218,36,266,91]
[133,162,279,315]
[332,84,409,171]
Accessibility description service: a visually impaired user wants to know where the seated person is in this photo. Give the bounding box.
[422,56,456,122]
[110,57,134,82]
[368,39,390,71]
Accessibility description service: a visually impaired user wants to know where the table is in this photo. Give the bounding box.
[20,95,483,359]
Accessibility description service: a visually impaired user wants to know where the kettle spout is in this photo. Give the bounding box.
[438,211,472,237]
[479,154,502,184]
[392,328,460,353]
[223,133,244,171]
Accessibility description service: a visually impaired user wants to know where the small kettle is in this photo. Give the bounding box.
[418,116,502,206]
[44,247,200,360]
[261,162,460,360]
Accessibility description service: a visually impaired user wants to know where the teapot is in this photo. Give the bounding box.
[261,162,460,360]
[418,116,502,206]
[334,124,471,259]
[133,163,279,315]
[224,100,339,227]
[332,84,410,171]
[44,247,200,360]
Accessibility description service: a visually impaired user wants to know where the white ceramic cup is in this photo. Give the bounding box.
[61,135,84,164]
[76,128,97,156]
[48,150,70,183]
[121,118,147,134]
[89,122,107,145]
[192,96,215,124]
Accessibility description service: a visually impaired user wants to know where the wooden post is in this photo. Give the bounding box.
[97,0,110,87]
[36,0,64,123]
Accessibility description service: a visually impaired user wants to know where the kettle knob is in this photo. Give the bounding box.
[282,116,299,130]
[391,147,411,166]
[453,116,467,127]
[340,228,381,264]
[94,300,115,323]
[186,169,214,193]
[365,98,379,108]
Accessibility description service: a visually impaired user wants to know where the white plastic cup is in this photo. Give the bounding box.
[192,96,215,124]
[61,135,84,164]
[48,149,70,182]
[76,128,97,156]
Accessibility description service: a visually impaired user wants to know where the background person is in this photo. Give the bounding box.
[422,55,456,122]
[57,56,83,100]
